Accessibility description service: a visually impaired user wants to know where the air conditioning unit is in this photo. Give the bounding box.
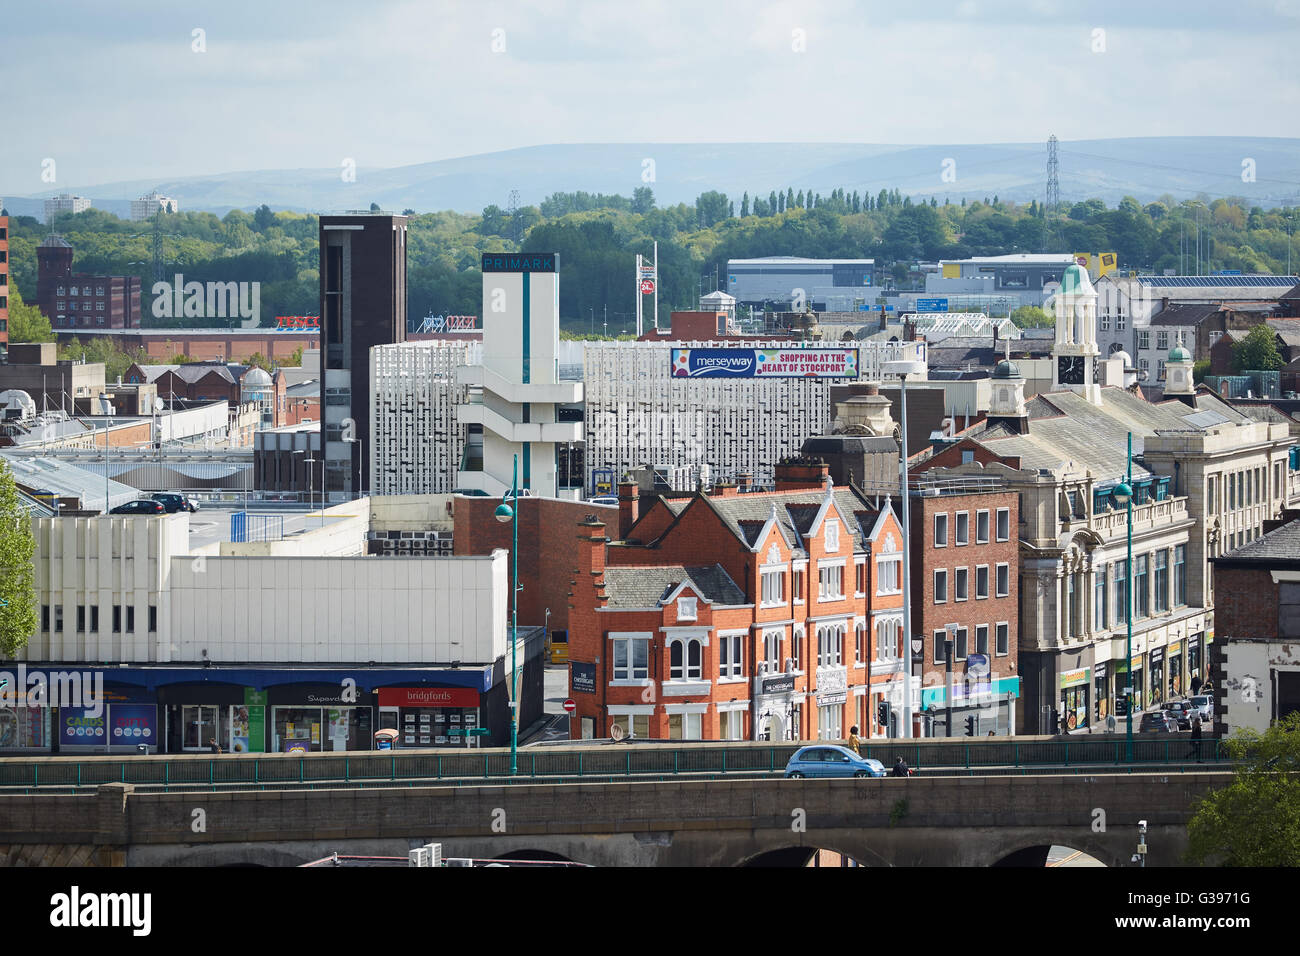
[408,842,443,867]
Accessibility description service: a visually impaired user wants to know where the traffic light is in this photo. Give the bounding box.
[877,702,889,729]
[964,715,976,736]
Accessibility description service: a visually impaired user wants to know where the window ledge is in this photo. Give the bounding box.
[608,679,652,688]
[717,676,747,685]
[663,680,711,697]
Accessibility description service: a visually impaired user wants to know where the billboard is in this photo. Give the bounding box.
[671,347,859,379]
[915,298,948,312]
[275,315,321,331]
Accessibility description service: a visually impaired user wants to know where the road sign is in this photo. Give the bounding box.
[915,297,948,312]
[563,699,576,713]
[640,279,655,295]
[467,727,490,736]
[448,727,465,736]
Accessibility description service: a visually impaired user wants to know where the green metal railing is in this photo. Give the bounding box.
[0,737,1227,791]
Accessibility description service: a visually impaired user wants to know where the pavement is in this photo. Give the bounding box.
[520,665,572,745]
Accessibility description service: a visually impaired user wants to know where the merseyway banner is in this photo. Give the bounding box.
[670,347,859,379]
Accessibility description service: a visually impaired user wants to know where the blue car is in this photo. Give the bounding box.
[784,744,886,778]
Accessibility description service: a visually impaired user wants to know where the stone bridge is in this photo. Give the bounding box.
[0,771,1225,867]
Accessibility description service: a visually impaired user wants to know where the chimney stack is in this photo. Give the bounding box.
[617,478,640,538]
[737,472,754,493]
[774,456,831,491]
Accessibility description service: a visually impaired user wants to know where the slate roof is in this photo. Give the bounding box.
[967,385,1253,484]
[702,486,883,552]
[1214,519,1300,566]
[602,564,747,609]
[1148,304,1222,327]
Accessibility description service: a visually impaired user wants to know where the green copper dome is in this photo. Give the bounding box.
[1169,344,1192,363]
[992,359,1021,379]
[1060,262,1092,295]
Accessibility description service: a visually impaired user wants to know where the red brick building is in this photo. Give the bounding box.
[36,235,142,330]
[564,460,908,742]
[54,328,319,362]
[908,482,1022,736]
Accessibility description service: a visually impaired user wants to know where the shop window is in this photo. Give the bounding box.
[668,713,702,740]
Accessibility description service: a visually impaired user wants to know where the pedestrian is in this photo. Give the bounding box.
[892,755,909,777]
[846,725,861,755]
[1106,712,1117,734]
[1188,716,1202,762]
[209,737,222,755]
[1191,673,1203,696]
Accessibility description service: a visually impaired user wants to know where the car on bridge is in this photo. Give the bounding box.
[784,745,887,778]
[1138,711,1177,733]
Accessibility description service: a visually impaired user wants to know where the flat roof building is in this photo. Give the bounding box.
[726,257,876,313]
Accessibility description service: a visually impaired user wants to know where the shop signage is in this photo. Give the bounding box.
[966,653,989,676]
[449,727,490,737]
[1094,662,1107,679]
[1189,633,1201,649]
[570,662,597,695]
[59,707,106,746]
[1132,655,1143,670]
[481,253,558,273]
[1167,641,1182,656]
[761,675,796,696]
[815,668,847,706]
[110,704,155,744]
[670,347,859,380]
[1059,667,1091,689]
[274,315,321,331]
[1150,647,1164,663]
[1206,628,1214,645]
[377,687,480,708]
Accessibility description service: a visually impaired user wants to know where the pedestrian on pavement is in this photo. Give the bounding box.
[1188,716,1203,762]
[1191,673,1203,696]
[846,725,861,755]
[1106,712,1117,734]
[892,755,909,777]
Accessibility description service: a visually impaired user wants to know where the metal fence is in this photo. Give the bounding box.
[0,737,1228,791]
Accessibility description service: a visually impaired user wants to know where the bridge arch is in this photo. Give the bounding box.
[992,842,1110,868]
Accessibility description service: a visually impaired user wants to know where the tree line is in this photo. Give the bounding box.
[4,191,1296,338]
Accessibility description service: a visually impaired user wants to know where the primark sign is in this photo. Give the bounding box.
[481,253,559,273]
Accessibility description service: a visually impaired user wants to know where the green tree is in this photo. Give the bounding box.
[1185,712,1300,866]
[1192,359,1211,384]
[253,204,276,232]
[5,287,55,343]
[631,187,656,214]
[0,461,38,657]
[740,192,749,217]
[1231,324,1283,373]
[1009,305,1055,329]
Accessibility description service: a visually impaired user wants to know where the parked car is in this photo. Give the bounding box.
[1138,711,1177,733]
[1187,695,1214,721]
[151,493,199,513]
[110,500,165,515]
[1163,701,1193,730]
[784,745,886,778]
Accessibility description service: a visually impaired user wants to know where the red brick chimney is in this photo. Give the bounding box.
[737,472,754,493]
[576,515,608,607]
[712,481,739,498]
[774,457,830,491]
[617,479,639,538]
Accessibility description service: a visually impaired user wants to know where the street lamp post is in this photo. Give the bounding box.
[346,435,363,499]
[884,357,927,739]
[1112,432,1136,763]
[495,454,521,775]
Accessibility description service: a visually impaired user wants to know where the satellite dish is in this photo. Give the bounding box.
[610,723,625,742]
[153,398,165,414]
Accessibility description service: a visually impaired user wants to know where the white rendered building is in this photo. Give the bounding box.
[454,253,582,496]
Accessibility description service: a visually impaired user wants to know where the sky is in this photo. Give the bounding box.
[2,0,1298,193]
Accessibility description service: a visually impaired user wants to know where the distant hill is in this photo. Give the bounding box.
[4,137,1298,220]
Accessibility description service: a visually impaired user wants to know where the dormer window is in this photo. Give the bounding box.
[677,597,697,621]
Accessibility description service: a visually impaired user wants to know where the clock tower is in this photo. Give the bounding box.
[1051,260,1101,404]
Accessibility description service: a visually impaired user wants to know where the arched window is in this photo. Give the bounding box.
[670,638,702,680]
[855,622,866,663]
